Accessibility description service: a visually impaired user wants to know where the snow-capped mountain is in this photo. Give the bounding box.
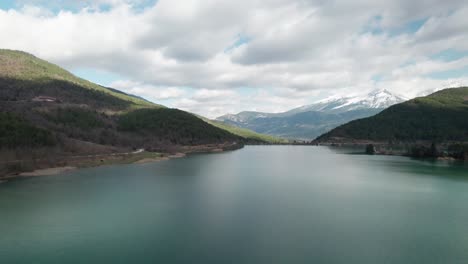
[217,111,275,124]
[215,89,408,140]
[288,89,407,114]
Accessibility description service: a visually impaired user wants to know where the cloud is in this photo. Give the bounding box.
[173,88,313,118]
[0,0,468,117]
[110,80,186,100]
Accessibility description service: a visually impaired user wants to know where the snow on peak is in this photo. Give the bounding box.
[297,89,407,113]
[340,89,407,110]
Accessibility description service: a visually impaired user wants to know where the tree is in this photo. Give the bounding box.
[429,142,438,158]
[365,144,376,155]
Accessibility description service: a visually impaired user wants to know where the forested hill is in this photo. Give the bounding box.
[315,87,468,143]
[0,49,276,157]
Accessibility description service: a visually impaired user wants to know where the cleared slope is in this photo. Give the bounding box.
[0,49,155,108]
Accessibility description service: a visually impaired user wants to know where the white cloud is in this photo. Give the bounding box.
[173,88,312,118]
[0,0,468,117]
[110,80,186,100]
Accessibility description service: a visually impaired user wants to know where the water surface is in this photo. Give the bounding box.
[1,146,467,263]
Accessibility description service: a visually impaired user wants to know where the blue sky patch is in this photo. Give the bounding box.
[399,60,416,68]
[371,74,384,82]
[0,0,15,10]
[361,15,383,35]
[236,87,256,96]
[225,34,251,53]
[72,68,123,86]
[131,0,158,12]
[361,15,427,37]
[0,0,158,13]
[388,17,427,37]
[426,65,468,79]
[430,49,468,62]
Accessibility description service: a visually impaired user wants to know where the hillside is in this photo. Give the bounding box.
[0,50,277,174]
[0,50,156,108]
[315,87,468,143]
[117,108,240,145]
[205,119,288,144]
[216,89,404,140]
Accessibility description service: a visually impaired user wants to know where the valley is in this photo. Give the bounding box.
[216,89,406,140]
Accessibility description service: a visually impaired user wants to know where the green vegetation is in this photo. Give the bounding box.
[447,143,468,160]
[118,108,241,145]
[0,49,276,156]
[408,143,439,158]
[0,112,55,148]
[316,87,468,142]
[0,49,157,108]
[365,144,376,155]
[206,119,288,143]
[0,49,282,176]
[44,107,104,129]
[0,78,134,110]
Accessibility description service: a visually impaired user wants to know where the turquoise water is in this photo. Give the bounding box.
[0,146,467,264]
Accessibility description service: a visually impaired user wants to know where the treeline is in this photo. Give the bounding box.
[318,104,468,141]
[0,77,131,110]
[44,107,104,130]
[446,144,468,160]
[364,142,468,160]
[409,143,468,160]
[118,108,241,145]
[1,104,246,154]
[316,87,468,142]
[0,112,55,148]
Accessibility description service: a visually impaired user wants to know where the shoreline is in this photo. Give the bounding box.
[132,153,188,165]
[19,166,77,177]
[0,142,243,182]
[318,141,468,161]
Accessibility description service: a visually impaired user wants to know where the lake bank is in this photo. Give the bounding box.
[0,142,244,181]
[315,141,468,161]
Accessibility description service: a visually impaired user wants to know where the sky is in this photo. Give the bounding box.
[1,0,468,118]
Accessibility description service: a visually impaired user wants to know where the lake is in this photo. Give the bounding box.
[1,146,467,264]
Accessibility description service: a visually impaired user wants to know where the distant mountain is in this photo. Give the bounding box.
[289,89,407,114]
[0,50,275,161]
[216,89,407,140]
[216,111,275,125]
[205,119,288,144]
[315,87,468,143]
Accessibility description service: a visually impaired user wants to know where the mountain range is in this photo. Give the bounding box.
[217,89,407,140]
